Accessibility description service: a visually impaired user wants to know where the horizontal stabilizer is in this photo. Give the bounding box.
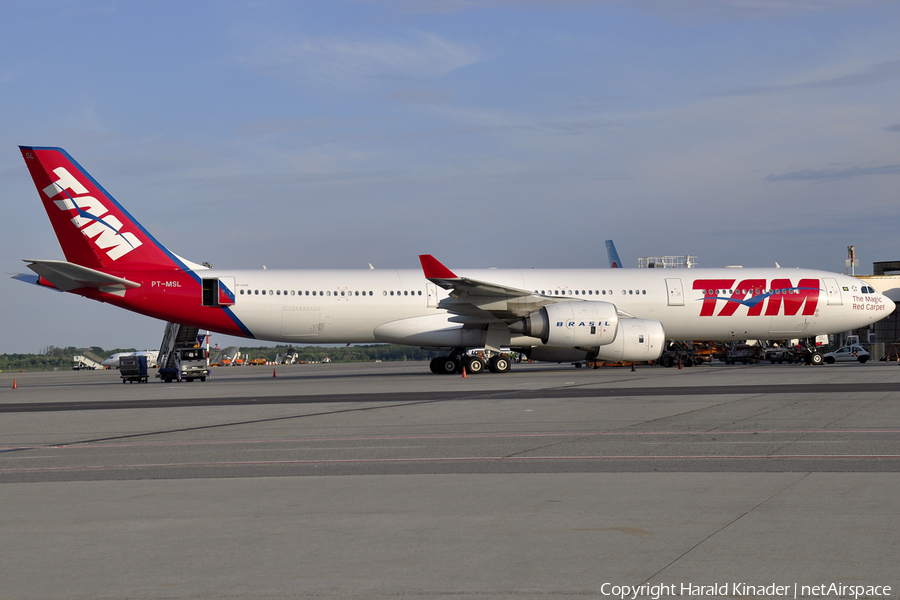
[11,272,63,292]
[22,259,141,294]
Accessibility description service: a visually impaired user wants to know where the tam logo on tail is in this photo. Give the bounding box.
[43,166,143,261]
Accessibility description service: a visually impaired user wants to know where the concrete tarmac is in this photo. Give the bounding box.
[1,361,898,599]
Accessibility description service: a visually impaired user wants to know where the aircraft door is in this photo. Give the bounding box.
[665,278,684,306]
[823,278,842,306]
[426,283,438,308]
[202,277,236,307]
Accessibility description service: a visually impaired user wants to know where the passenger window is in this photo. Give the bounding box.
[276,290,281,295]
[262,290,266,295]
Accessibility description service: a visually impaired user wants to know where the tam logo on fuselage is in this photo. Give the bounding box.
[692,278,821,317]
[43,166,142,261]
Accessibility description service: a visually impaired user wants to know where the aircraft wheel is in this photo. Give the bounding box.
[465,356,485,374]
[810,352,824,366]
[436,357,459,375]
[488,355,511,373]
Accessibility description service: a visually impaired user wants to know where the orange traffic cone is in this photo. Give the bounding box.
[678,359,682,370]
[13,379,17,389]
[461,366,467,378]
[273,369,277,378]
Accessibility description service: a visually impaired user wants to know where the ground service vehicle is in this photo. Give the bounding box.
[823,344,870,364]
[763,346,797,364]
[119,355,149,383]
[162,347,208,382]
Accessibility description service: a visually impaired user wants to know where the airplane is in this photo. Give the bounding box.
[100,350,159,369]
[13,146,896,374]
[606,240,622,268]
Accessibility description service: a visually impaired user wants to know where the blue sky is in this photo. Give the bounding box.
[1,0,898,353]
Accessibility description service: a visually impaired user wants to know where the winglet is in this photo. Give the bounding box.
[419,254,458,279]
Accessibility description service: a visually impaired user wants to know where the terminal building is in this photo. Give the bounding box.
[864,261,900,360]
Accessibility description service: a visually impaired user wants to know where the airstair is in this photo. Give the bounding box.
[72,354,104,370]
[157,322,202,372]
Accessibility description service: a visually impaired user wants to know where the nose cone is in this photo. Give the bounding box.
[883,294,896,316]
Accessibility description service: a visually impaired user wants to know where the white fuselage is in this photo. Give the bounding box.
[203,266,891,346]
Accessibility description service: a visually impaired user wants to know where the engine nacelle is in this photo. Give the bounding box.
[511,301,618,347]
[590,318,665,362]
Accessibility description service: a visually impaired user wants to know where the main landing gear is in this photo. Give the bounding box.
[429,350,512,375]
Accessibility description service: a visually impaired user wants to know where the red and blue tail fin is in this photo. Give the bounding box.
[20,146,185,272]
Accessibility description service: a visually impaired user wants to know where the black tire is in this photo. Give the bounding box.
[438,357,458,375]
[824,356,835,364]
[858,356,868,363]
[488,355,511,373]
[465,356,485,374]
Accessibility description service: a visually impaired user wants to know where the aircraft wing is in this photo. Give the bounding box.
[419,254,534,298]
[21,259,141,295]
[419,254,570,321]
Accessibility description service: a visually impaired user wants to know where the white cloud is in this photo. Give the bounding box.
[245,33,485,90]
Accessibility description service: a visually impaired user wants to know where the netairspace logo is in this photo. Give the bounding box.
[599,582,892,599]
[44,166,142,261]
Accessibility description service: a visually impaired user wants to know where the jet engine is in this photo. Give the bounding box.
[519,318,665,364]
[509,301,618,347]
[589,318,664,362]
